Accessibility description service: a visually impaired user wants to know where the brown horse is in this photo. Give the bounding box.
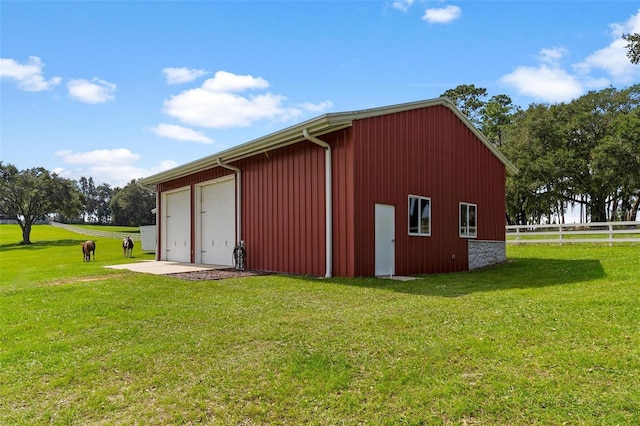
[81,240,96,261]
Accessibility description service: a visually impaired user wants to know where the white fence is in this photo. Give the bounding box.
[43,221,640,245]
[506,221,640,244]
[49,221,141,241]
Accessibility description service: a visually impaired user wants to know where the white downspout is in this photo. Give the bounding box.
[154,192,159,261]
[217,158,242,243]
[302,129,332,278]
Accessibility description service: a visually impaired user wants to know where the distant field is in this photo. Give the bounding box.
[73,224,141,234]
[1,224,639,424]
[0,225,154,286]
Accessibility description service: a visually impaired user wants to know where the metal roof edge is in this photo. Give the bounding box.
[139,97,517,185]
[139,114,337,185]
[331,97,518,176]
[438,99,519,176]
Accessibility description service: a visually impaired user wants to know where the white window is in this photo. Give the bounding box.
[460,202,477,238]
[409,195,431,236]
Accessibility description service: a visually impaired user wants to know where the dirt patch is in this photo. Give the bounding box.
[47,275,127,286]
[166,269,268,281]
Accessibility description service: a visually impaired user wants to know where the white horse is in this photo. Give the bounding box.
[122,236,134,257]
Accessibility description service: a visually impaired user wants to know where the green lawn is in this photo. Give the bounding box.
[1,225,639,425]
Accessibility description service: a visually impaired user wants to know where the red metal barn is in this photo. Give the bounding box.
[140,98,518,277]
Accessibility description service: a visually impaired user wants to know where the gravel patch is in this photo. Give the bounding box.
[166,268,268,281]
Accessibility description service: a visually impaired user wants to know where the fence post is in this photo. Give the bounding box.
[609,223,613,247]
[559,224,563,246]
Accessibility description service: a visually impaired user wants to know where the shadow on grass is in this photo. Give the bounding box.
[323,257,605,297]
[0,239,90,252]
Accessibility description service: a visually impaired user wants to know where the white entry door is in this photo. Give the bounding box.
[164,188,191,262]
[199,178,236,266]
[375,203,395,276]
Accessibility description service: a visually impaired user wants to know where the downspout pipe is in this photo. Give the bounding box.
[153,190,159,261]
[217,158,242,244]
[302,129,332,278]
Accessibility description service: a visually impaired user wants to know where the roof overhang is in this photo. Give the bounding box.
[140,97,517,186]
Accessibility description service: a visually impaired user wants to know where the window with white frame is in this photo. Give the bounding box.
[460,202,477,238]
[409,195,431,236]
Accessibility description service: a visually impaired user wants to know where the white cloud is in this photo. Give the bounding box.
[67,78,116,104]
[573,10,640,84]
[163,70,331,128]
[56,148,140,165]
[573,38,636,82]
[163,67,210,85]
[0,56,61,91]
[150,123,214,144]
[296,100,335,113]
[500,64,584,103]
[538,47,569,65]
[501,10,640,103]
[51,167,67,176]
[422,5,461,24]
[54,148,177,187]
[613,10,640,34]
[201,70,269,92]
[155,160,179,171]
[164,91,288,128]
[392,0,414,12]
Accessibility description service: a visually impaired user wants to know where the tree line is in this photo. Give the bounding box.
[73,176,156,227]
[442,84,640,225]
[0,162,155,244]
[2,82,639,244]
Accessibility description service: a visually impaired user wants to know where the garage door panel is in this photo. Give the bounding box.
[200,178,235,266]
[165,188,191,263]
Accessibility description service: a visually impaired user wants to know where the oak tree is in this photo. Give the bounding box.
[0,163,83,244]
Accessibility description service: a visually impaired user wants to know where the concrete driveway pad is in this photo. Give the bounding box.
[105,261,226,275]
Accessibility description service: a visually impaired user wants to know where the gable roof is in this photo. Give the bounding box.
[140,97,518,185]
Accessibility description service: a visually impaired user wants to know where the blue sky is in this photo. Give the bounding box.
[2,1,640,187]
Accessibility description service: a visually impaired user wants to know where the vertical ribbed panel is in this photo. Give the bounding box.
[324,129,355,277]
[239,128,355,277]
[352,105,506,276]
[238,142,326,276]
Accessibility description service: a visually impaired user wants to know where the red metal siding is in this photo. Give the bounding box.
[238,142,327,276]
[352,105,506,276]
[234,128,354,277]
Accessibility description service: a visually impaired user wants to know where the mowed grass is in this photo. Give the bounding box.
[1,225,639,425]
[0,225,154,289]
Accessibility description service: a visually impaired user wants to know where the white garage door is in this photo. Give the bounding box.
[199,178,236,266]
[164,188,191,262]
